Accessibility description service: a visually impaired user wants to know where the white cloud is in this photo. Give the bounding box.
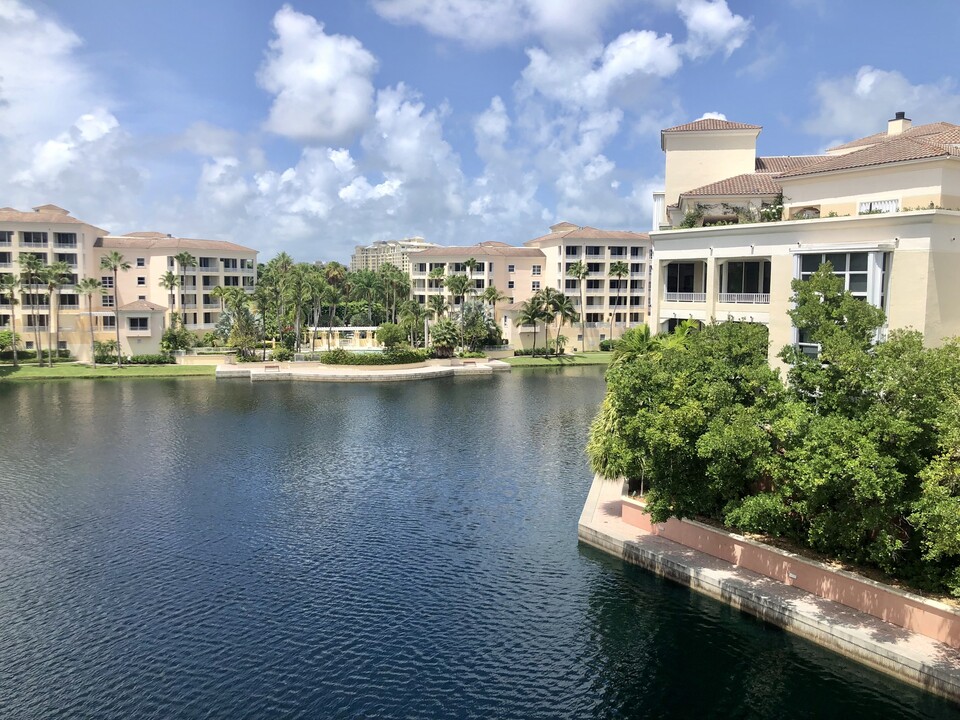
[698,111,727,120]
[178,121,241,157]
[257,5,378,144]
[805,66,960,139]
[371,0,620,48]
[678,0,751,60]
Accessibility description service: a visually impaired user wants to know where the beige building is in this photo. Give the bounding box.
[350,237,438,273]
[408,224,652,351]
[0,204,257,361]
[650,114,960,362]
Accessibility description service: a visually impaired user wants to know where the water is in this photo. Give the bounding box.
[0,369,956,719]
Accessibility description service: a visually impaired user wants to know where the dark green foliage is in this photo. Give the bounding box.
[376,322,406,349]
[590,266,960,596]
[93,340,119,364]
[599,339,619,351]
[271,346,294,361]
[0,349,70,362]
[319,347,429,365]
[513,347,562,357]
[126,354,176,365]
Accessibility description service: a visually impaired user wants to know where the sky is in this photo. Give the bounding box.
[2,1,960,263]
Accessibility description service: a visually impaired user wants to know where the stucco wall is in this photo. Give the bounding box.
[621,496,960,649]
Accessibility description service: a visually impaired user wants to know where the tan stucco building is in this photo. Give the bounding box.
[350,237,438,273]
[650,114,960,362]
[0,205,257,361]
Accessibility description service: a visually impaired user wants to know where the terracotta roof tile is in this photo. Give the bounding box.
[524,225,650,246]
[680,173,782,197]
[414,243,545,258]
[780,135,960,178]
[755,156,824,172]
[119,300,167,312]
[0,206,105,229]
[97,235,256,253]
[662,119,762,133]
[826,121,959,152]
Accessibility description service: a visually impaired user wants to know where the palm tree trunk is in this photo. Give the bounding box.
[48,290,56,365]
[32,294,42,366]
[114,269,122,367]
[87,301,97,369]
[10,311,18,368]
[579,285,586,352]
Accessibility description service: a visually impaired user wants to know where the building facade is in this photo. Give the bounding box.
[350,237,438,273]
[650,114,960,362]
[0,205,257,361]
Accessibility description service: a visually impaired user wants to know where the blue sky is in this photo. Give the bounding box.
[2,0,959,262]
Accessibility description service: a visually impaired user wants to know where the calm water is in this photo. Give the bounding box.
[0,370,956,719]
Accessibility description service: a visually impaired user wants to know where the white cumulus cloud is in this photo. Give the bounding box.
[678,0,751,60]
[257,5,378,144]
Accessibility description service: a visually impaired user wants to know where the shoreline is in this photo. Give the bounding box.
[0,364,216,382]
[578,473,960,702]
[216,358,511,382]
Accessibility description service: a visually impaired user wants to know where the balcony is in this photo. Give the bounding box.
[203,302,220,309]
[664,292,706,303]
[20,241,48,249]
[718,293,770,304]
[53,240,78,249]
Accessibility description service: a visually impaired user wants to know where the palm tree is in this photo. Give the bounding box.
[0,274,20,367]
[44,260,72,363]
[445,273,472,350]
[427,294,448,320]
[567,260,588,351]
[553,294,578,355]
[464,257,479,299]
[100,251,131,367]
[210,283,227,312]
[159,270,179,325]
[350,269,380,325]
[399,299,426,346]
[19,253,45,365]
[427,266,445,292]
[173,251,197,325]
[321,284,342,351]
[77,278,105,368]
[306,270,328,352]
[538,287,563,355]
[609,260,630,341]
[481,284,508,324]
[517,297,543,355]
[251,282,273,360]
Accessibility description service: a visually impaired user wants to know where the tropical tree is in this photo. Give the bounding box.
[566,260,588,351]
[350,269,380,325]
[609,260,630,341]
[427,266,446,292]
[429,317,459,358]
[399,299,426,347]
[173,251,197,325]
[0,274,20,367]
[159,270,179,324]
[538,287,564,354]
[464,257,480,299]
[307,270,328,352]
[427,294,448,320]
[44,260,72,362]
[251,282,273,360]
[445,273,472,349]
[99,251,131,367]
[284,263,313,351]
[481,284,508,324]
[19,252,46,365]
[77,278,105,368]
[553,294,578,355]
[517,297,545,355]
[210,283,227,312]
[322,284,342,351]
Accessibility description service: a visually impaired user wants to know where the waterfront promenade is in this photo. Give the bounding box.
[216,359,511,382]
[578,474,960,702]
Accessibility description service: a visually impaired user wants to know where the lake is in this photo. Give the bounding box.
[0,369,955,718]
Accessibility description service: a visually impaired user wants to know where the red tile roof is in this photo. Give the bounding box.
[525,225,650,246]
[827,122,959,152]
[780,134,960,178]
[755,156,823,172]
[681,173,783,197]
[97,235,255,253]
[0,206,105,229]
[414,243,545,258]
[119,300,167,312]
[662,119,762,133]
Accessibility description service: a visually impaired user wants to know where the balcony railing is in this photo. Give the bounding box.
[664,292,706,303]
[54,241,78,249]
[718,293,770,304]
[203,302,220,309]
[21,241,48,248]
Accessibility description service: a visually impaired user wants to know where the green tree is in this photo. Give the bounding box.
[19,253,46,365]
[77,278,105,368]
[609,260,630,341]
[566,260,588,351]
[445,273,472,349]
[173,251,197,326]
[481,284,508,323]
[517,296,546,355]
[44,260,72,363]
[553,294,578,355]
[0,274,20,367]
[100,251,131,367]
[376,322,406,349]
[429,317,458,358]
[159,270,179,324]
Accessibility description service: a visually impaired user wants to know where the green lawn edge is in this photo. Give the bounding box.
[0,364,217,381]
[502,352,612,367]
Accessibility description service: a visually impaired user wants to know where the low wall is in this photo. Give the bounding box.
[621,495,960,649]
[177,354,233,366]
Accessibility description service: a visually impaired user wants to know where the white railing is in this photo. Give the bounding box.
[664,292,706,303]
[718,293,770,304]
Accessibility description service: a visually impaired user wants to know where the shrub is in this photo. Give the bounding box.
[513,347,559,357]
[599,339,620,351]
[127,354,176,365]
[0,349,70,362]
[376,322,406,349]
[458,351,487,359]
[319,347,429,365]
[271,346,294,361]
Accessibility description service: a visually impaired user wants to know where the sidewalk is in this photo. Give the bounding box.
[578,474,960,702]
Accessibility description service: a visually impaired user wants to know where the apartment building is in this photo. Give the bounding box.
[408,225,652,351]
[350,237,438,273]
[0,204,257,360]
[650,114,960,363]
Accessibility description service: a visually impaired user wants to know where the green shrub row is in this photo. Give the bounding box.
[513,347,562,357]
[458,351,487,359]
[0,349,71,361]
[126,354,176,365]
[599,339,620,351]
[319,347,429,365]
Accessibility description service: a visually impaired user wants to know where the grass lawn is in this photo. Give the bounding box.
[0,363,217,381]
[502,351,613,367]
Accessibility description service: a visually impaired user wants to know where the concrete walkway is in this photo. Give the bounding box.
[216,359,511,382]
[578,474,960,702]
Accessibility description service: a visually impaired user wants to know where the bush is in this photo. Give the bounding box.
[458,351,487,359]
[599,339,620,351]
[0,349,70,362]
[319,347,429,365]
[126,354,176,365]
[271,346,294,361]
[513,347,560,357]
[376,322,406,349]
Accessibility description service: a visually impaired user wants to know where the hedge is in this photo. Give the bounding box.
[513,347,562,357]
[126,354,176,365]
[319,347,429,365]
[0,349,71,361]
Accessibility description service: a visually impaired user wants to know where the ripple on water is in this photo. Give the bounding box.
[0,372,956,719]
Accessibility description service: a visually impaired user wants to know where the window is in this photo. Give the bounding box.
[858,199,899,215]
[586,279,602,290]
[137,276,146,286]
[630,247,641,258]
[21,231,48,246]
[222,258,238,269]
[488,263,493,273]
[224,276,239,286]
[586,246,602,256]
[138,295,146,301]
[0,231,12,244]
[630,312,640,322]
[136,257,145,267]
[666,263,696,293]
[103,295,114,308]
[631,263,641,273]
[586,313,602,323]
[793,206,820,220]
[102,316,116,329]
[416,263,426,272]
[101,276,114,288]
[129,317,148,331]
[610,246,626,256]
[587,262,602,273]
[799,252,872,300]
[507,264,515,273]
[58,340,68,350]
[532,265,541,276]
[507,280,515,289]
[721,261,771,295]
[532,281,541,291]
[474,279,485,290]
[55,253,77,266]
[565,279,578,290]
[54,233,77,247]
[565,246,580,256]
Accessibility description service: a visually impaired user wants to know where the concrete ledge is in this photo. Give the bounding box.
[578,474,960,702]
[215,361,505,383]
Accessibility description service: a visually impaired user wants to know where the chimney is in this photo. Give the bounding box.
[888,111,912,136]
